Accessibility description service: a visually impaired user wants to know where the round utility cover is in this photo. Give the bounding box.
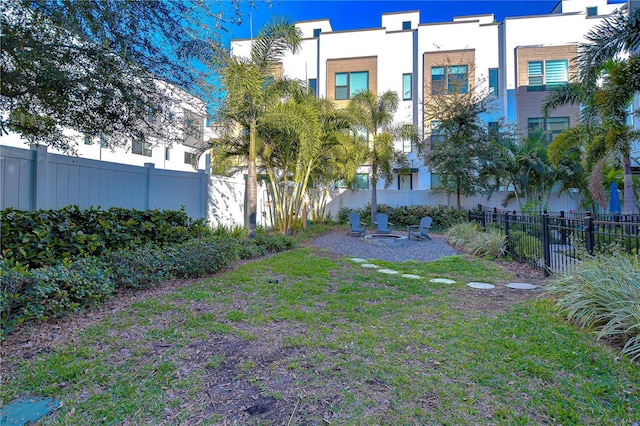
[429,278,456,284]
[466,282,495,289]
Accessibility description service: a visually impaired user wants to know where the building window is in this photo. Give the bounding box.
[431,65,468,95]
[489,68,499,97]
[528,117,569,142]
[100,133,109,148]
[335,71,368,100]
[402,21,411,30]
[354,173,369,190]
[184,151,198,165]
[84,135,92,145]
[398,173,412,190]
[528,60,569,91]
[335,173,369,189]
[402,73,412,100]
[313,28,321,37]
[587,6,597,16]
[430,120,445,144]
[165,147,170,161]
[308,78,317,97]
[132,140,152,157]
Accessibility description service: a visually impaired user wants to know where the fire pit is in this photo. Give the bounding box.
[364,234,408,247]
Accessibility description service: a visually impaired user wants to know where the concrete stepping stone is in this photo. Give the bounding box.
[401,274,422,279]
[378,268,399,275]
[360,263,379,268]
[350,258,367,263]
[429,278,456,284]
[505,282,538,290]
[466,282,495,289]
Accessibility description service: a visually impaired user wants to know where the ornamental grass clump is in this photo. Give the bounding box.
[546,253,640,360]
[468,228,507,258]
[445,222,480,247]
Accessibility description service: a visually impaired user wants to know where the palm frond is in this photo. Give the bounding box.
[578,9,640,81]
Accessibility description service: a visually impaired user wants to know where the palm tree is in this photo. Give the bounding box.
[258,87,363,233]
[578,8,640,83]
[544,59,639,212]
[214,18,301,238]
[347,90,417,220]
[543,8,640,213]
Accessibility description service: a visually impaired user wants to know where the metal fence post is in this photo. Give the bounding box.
[584,212,594,255]
[504,211,511,257]
[541,212,551,276]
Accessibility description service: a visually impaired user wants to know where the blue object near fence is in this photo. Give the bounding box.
[609,182,621,214]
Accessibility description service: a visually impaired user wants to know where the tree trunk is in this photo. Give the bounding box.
[246,121,257,239]
[370,172,378,223]
[623,155,637,213]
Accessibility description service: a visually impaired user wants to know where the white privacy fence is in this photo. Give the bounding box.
[1,144,582,228]
[0,145,270,229]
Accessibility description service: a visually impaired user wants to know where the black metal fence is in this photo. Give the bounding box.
[469,206,640,276]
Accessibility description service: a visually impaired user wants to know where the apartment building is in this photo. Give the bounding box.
[1,88,210,173]
[231,0,631,195]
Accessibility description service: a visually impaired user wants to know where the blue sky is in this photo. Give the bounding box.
[224,0,567,42]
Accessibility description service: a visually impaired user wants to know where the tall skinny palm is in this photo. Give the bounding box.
[348,90,414,220]
[217,19,301,237]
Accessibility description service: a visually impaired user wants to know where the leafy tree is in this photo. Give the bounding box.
[210,18,301,238]
[423,77,493,209]
[1,0,239,151]
[347,90,419,220]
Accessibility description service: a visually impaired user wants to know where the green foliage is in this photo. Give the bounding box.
[547,253,640,360]
[2,0,234,150]
[445,222,480,247]
[468,228,507,258]
[1,206,208,268]
[253,233,296,253]
[1,231,295,336]
[1,257,114,334]
[101,245,170,289]
[164,238,241,278]
[338,204,466,229]
[508,230,543,263]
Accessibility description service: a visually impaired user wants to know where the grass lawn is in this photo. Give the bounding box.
[1,247,638,424]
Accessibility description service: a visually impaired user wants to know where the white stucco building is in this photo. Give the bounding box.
[1,86,211,173]
[231,0,634,214]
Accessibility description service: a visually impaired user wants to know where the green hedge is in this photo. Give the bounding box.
[1,232,295,336]
[1,206,208,268]
[338,204,467,229]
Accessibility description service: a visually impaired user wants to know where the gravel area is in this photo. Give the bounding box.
[312,231,458,262]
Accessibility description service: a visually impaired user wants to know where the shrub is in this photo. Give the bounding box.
[1,206,208,268]
[546,253,640,361]
[1,258,114,335]
[508,229,543,263]
[338,204,467,230]
[253,233,296,253]
[446,222,480,247]
[102,245,170,289]
[164,237,240,278]
[467,228,507,258]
